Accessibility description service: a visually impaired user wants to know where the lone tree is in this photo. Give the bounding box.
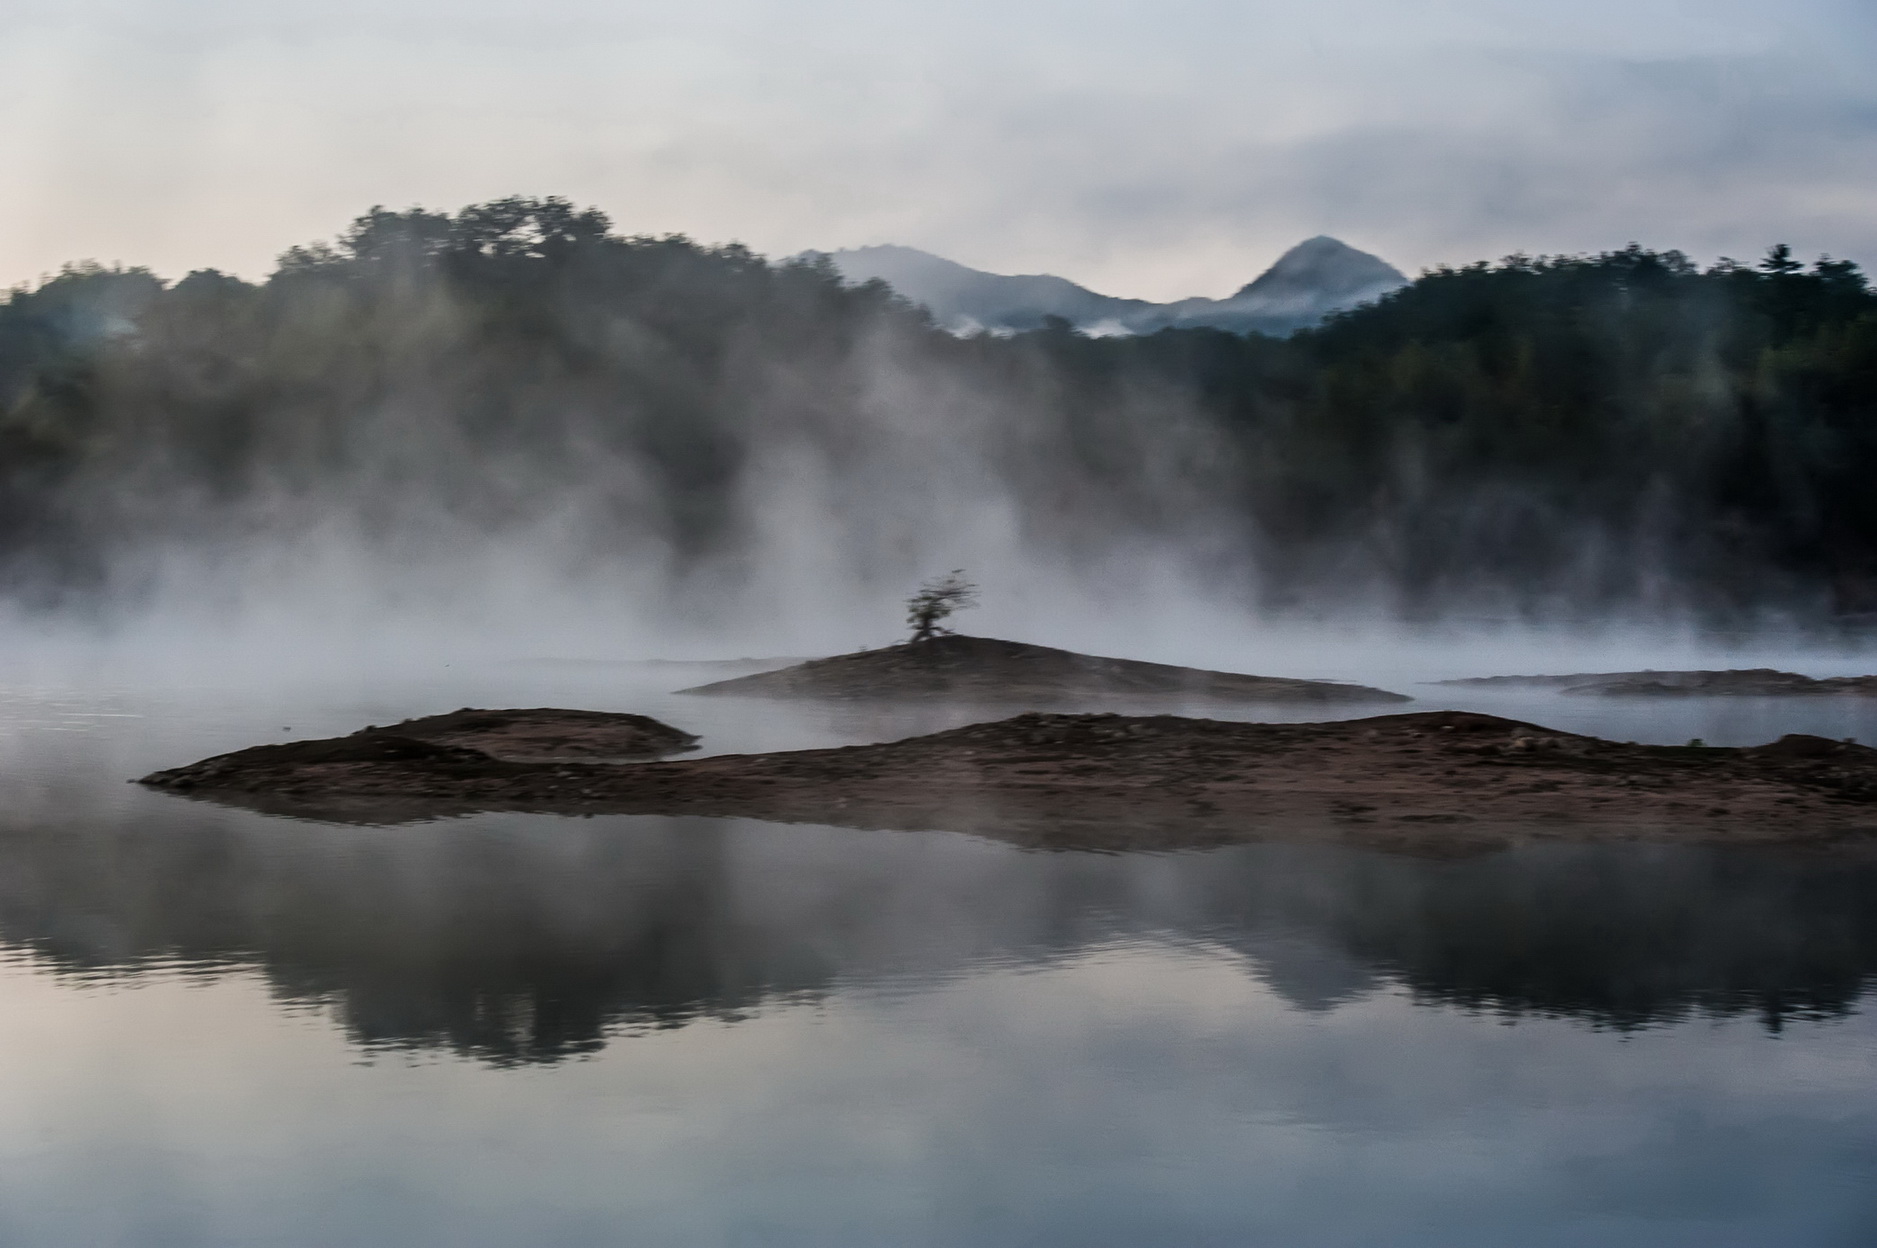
[905,570,978,642]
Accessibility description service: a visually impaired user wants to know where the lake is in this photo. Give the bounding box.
[0,655,1873,1247]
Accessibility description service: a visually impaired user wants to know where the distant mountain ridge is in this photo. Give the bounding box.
[817,236,1407,336]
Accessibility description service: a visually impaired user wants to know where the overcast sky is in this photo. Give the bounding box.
[4,0,1874,299]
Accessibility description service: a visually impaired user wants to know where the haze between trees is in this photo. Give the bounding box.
[3,199,1875,620]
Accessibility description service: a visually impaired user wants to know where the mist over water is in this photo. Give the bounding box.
[5,203,1877,670]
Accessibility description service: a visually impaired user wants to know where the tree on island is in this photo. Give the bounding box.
[905,570,978,642]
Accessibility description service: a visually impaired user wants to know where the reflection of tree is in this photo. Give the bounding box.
[0,807,1872,1062]
[0,811,814,1066]
[1242,846,1877,1030]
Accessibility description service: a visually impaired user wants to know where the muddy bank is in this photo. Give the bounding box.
[1439,669,1877,697]
[291,708,695,764]
[139,709,1877,851]
[678,634,1407,704]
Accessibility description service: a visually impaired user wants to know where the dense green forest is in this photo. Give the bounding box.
[1,197,1873,622]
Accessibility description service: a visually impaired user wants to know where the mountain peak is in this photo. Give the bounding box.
[820,237,1407,336]
[1229,237,1407,308]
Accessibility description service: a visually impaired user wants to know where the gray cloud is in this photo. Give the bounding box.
[2,1,1874,296]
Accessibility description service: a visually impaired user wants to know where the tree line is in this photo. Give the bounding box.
[0,197,1872,622]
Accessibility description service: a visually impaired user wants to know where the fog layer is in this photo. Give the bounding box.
[3,199,1874,660]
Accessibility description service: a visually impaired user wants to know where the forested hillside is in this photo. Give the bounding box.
[1,197,1873,623]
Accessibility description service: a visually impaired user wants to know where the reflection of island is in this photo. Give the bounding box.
[679,635,1408,703]
[1439,669,1877,697]
[0,804,1872,1063]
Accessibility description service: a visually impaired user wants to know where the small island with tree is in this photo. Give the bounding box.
[678,573,1407,704]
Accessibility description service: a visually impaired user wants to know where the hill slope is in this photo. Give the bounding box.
[814,244,1153,332]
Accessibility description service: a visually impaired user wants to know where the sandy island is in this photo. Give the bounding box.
[140,707,1877,851]
[1438,669,1877,697]
[678,634,1407,704]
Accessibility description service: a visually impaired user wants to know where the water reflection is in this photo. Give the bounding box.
[0,680,1874,1246]
[1,801,1872,1062]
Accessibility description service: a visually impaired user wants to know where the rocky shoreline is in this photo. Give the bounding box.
[140,708,1877,851]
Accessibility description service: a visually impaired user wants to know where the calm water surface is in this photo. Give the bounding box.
[0,661,1873,1247]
